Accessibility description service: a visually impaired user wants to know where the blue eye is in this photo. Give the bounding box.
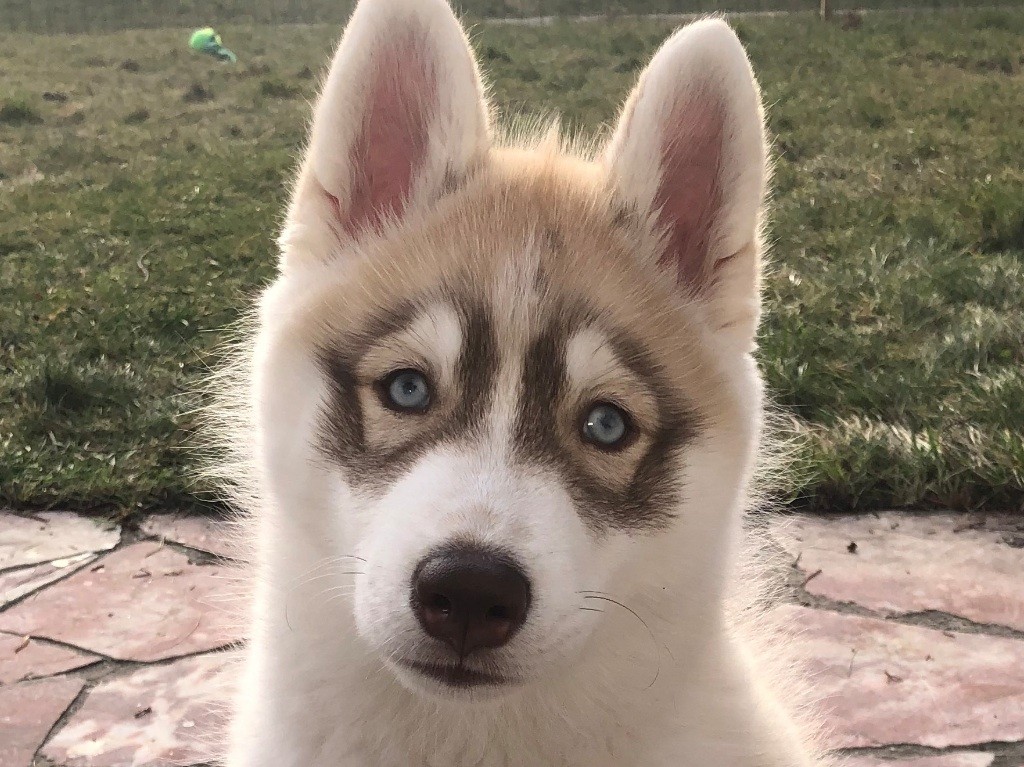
[383,370,431,412]
[582,403,630,448]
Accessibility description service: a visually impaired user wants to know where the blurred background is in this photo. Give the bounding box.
[1,2,1021,518]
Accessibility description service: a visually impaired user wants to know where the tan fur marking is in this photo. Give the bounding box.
[355,304,462,453]
[562,327,659,489]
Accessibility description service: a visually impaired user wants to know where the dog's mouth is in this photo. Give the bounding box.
[398,658,516,688]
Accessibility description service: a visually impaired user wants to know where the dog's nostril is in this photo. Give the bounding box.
[425,593,451,615]
[411,543,531,657]
[485,605,509,622]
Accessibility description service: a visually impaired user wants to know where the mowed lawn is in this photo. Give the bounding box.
[1,9,1022,516]
[0,0,1010,34]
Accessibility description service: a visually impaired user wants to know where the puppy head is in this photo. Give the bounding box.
[255,0,768,700]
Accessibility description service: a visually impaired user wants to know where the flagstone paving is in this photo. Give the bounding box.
[0,513,119,571]
[0,633,98,686]
[845,755,996,767]
[0,542,238,663]
[139,514,240,561]
[1,509,1022,767]
[41,653,231,767]
[785,606,1024,749]
[779,514,1024,632]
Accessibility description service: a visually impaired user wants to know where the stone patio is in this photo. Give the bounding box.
[1,510,1022,767]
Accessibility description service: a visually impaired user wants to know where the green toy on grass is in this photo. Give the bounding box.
[189,28,237,63]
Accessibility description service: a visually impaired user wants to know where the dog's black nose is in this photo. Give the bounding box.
[411,545,531,657]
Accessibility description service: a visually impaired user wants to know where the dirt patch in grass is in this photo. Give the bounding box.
[182,82,214,103]
[0,99,43,125]
[258,78,300,99]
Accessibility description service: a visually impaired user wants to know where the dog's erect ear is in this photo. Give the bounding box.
[604,19,768,351]
[280,0,489,272]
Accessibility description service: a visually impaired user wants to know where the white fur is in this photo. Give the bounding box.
[219,3,830,766]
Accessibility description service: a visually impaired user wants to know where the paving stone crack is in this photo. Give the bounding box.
[31,679,93,764]
[838,737,1024,764]
[789,587,1024,642]
[0,554,113,617]
[782,556,1024,641]
[22,644,240,764]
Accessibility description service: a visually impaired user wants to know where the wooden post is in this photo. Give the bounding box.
[820,0,832,20]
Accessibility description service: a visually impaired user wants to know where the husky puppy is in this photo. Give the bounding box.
[218,0,830,764]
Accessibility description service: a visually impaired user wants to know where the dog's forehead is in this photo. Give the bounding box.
[357,262,604,379]
[295,155,672,356]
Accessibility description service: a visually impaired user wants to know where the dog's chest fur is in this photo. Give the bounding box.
[235,611,795,767]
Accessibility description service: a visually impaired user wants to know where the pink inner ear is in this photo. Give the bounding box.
[332,34,438,236]
[654,92,725,289]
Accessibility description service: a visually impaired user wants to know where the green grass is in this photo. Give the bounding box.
[1,9,1022,515]
[0,0,1009,34]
